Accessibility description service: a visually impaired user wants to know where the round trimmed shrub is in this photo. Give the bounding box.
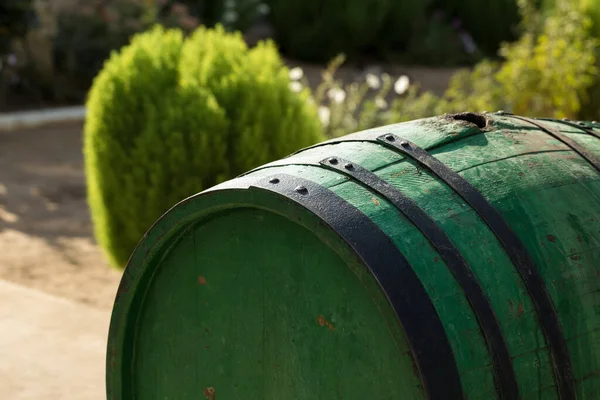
[84,25,324,268]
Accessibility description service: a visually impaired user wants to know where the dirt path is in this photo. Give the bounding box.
[0,122,122,309]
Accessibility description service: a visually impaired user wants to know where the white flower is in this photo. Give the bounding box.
[318,106,331,126]
[289,67,304,81]
[327,87,346,103]
[394,75,410,95]
[223,10,238,23]
[375,97,388,109]
[289,81,303,93]
[366,73,380,89]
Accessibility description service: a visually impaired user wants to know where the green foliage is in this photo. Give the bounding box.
[264,0,429,63]
[179,25,324,171]
[436,0,521,56]
[301,54,439,138]
[540,0,600,37]
[400,12,483,67]
[0,0,38,107]
[172,0,226,27]
[51,0,266,102]
[494,5,597,118]
[411,16,598,119]
[580,76,600,121]
[85,25,324,268]
[447,0,594,119]
[223,0,267,32]
[0,0,37,55]
[52,11,114,85]
[311,0,598,134]
[521,0,600,120]
[581,0,600,38]
[394,0,598,121]
[563,0,600,120]
[52,0,159,102]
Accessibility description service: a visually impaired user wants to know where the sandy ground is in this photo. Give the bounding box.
[0,64,456,311]
[0,280,109,399]
[0,122,122,309]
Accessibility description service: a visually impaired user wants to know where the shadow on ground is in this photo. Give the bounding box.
[0,122,91,241]
[0,122,123,309]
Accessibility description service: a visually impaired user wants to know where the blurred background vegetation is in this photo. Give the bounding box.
[1,0,590,109]
[4,0,599,119]
[3,0,600,267]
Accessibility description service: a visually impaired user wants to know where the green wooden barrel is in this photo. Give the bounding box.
[107,112,600,400]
